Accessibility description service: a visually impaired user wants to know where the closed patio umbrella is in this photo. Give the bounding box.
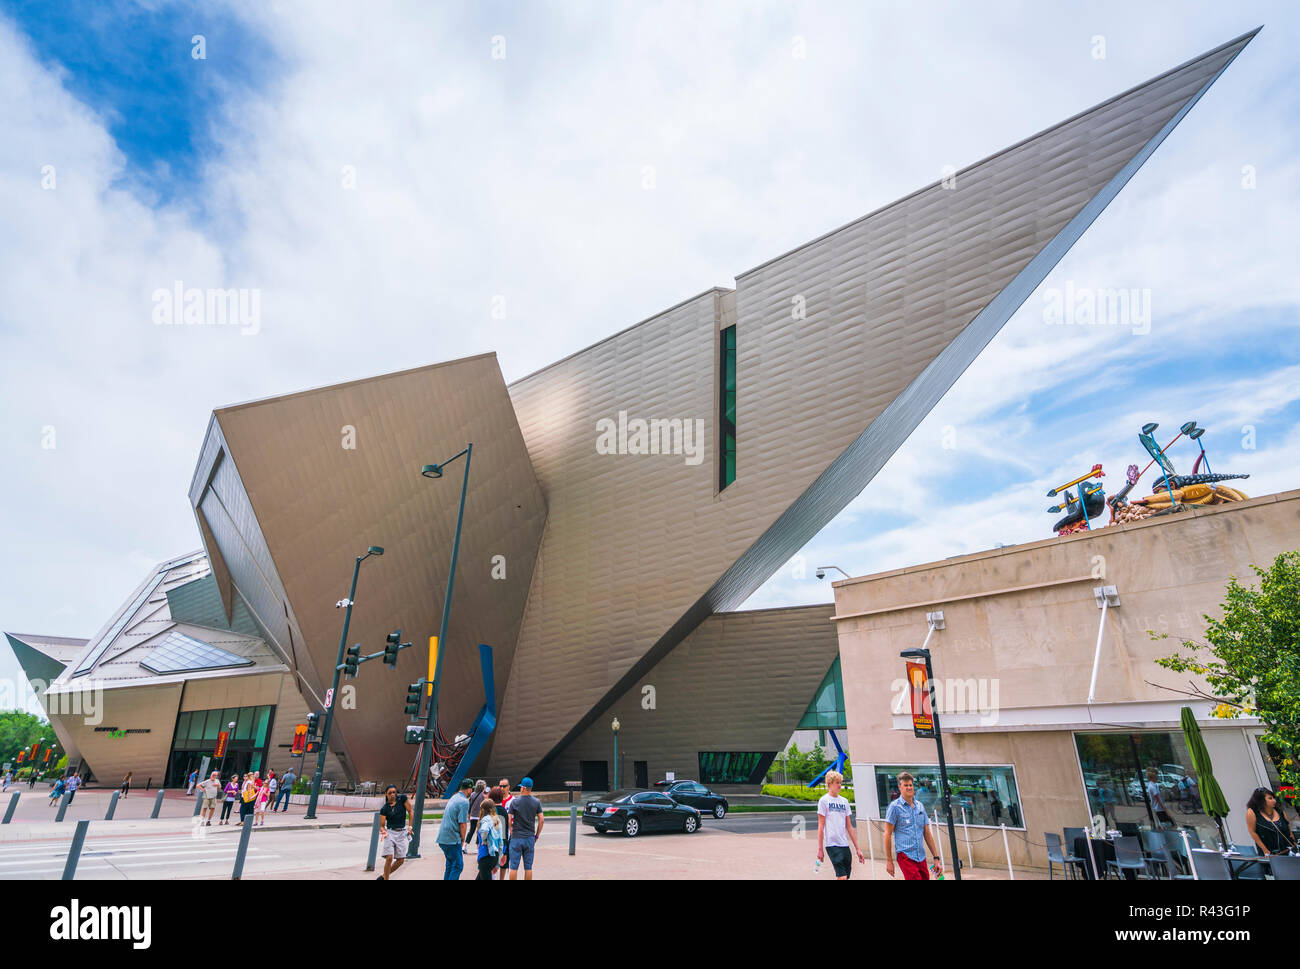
[1181,706,1230,848]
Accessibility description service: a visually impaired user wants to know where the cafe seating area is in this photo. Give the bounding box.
[1044,825,1297,880]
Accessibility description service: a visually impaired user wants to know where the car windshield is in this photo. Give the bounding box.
[598,790,636,802]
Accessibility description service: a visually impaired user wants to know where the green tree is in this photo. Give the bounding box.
[1154,550,1300,789]
[0,711,50,764]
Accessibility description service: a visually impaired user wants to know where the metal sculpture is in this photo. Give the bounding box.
[1047,464,1106,535]
[1108,422,1249,525]
[807,729,849,788]
[406,643,496,798]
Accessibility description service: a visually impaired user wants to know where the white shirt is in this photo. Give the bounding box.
[818,793,852,848]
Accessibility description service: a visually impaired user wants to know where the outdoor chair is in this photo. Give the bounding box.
[1231,843,1266,880]
[1062,827,1088,871]
[1160,830,1196,877]
[1267,854,1300,880]
[1106,836,1151,880]
[1189,849,1233,880]
[1180,826,1203,848]
[1142,829,1192,880]
[1045,832,1079,880]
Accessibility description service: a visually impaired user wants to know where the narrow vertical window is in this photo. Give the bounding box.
[719,324,736,490]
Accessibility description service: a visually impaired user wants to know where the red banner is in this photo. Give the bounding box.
[43,748,52,763]
[291,724,307,755]
[214,730,229,759]
[16,751,24,763]
[907,661,935,738]
[29,743,39,761]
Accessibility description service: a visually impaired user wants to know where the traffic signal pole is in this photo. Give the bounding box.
[306,552,367,820]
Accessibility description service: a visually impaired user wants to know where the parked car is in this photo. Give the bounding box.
[583,789,701,836]
[653,779,729,818]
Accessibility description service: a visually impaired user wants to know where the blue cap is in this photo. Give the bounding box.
[521,777,534,789]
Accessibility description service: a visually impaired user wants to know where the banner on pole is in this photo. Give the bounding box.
[906,661,935,738]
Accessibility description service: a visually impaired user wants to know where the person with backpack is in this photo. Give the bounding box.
[475,796,503,879]
[48,776,65,806]
[237,772,258,826]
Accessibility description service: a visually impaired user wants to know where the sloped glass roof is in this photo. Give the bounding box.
[141,632,254,675]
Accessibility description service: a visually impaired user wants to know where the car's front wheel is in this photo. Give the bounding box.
[624,815,640,837]
[714,803,727,819]
[684,814,698,833]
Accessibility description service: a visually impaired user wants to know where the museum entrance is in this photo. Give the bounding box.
[165,704,275,786]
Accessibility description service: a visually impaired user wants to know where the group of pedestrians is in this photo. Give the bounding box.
[46,772,82,807]
[816,769,945,881]
[377,775,545,881]
[192,767,295,826]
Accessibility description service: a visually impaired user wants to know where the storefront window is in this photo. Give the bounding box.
[1074,730,1217,846]
[873,765,1023,828]
[698,751,775,785]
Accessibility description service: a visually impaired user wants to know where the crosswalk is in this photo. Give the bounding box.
[0,833,279,879]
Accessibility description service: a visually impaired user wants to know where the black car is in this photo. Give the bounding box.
[582,790,701,837]
[654,779,729,819]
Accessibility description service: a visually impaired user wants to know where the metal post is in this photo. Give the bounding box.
[1087,595,1110,704]
[151,789,165,819]
[365,811,382,871]
[1000,823,1013,880]
[1183,829,1197,880]
[61,819,90,880]
[961,806,973,871]
[924,650,962,880]
[307,553,364,820]
[569,805,577,855]
[193,791,204,816]
[1084,824,1101,880]
[105,790,120,821]
[613,730,619,791]
[2,792,18,824]
[231,814,255,879]
[864,811,876,878]
[55,792,71,822]
[411,444,472,858]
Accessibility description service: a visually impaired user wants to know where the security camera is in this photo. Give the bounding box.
[815,569,826,580]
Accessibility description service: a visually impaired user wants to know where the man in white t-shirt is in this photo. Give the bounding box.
[816,770,865,880]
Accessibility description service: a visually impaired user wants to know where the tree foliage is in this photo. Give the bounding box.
[0,711,51,764]
[1154,550,1300,789]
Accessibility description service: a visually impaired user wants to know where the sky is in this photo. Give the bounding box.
[1,1,1297,715]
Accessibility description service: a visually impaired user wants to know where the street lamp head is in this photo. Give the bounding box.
[367,545,385,556]
[900,648,929,660]
[421,463,443,479]
[611,717,620,734]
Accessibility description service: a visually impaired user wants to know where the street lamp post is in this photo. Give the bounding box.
[305,544,384,820]
[218,721,236,780]
[900,645,963,881]
[409,444,472,858]
[612,718,620,790]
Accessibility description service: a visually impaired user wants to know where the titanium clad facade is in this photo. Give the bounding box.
[492,31,1257,783]
[555,604,841,784]
[191,354,547,782]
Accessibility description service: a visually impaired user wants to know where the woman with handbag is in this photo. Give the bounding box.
[220,774,239,824]
[237,772,257,826]
[475,796,502,879]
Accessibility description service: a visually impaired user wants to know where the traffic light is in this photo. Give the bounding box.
[383,630,402,668]
[306,712,321,738]
[305,738,322,755]
[404,679,425,717]
[344,643,361,677]
[404,724,426,745]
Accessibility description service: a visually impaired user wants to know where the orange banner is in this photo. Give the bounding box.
[907,661,935,738]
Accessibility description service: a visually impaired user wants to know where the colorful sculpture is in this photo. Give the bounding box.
[1047,464,1106,535]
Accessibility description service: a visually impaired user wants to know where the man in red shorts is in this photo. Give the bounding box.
[884,771,944,880]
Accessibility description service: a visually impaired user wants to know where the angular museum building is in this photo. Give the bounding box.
[9,31,1258,792]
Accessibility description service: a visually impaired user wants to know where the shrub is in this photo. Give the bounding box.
[762,783,854,803]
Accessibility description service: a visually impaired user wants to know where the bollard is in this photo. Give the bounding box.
[569,805,577,856]
[365,811,382,872]
[62,819,90,880]
[1000,823,1013,880]
[151,789,165,819]
[105,790,121,821]
[231,815,255,880]
[56,792,71,822]
[2,792,18,824]
[193,792,204,816]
